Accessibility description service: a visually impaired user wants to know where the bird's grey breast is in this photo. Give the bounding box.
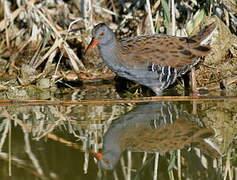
[98,43,127,73]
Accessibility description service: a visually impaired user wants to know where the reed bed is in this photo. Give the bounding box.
[0,0,236,95]
[0,0,237,179]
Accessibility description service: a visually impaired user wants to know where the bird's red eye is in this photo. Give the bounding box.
[99,32,104,36]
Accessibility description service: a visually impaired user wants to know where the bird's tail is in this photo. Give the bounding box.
[190,22,216,45]
[186,22,216,57]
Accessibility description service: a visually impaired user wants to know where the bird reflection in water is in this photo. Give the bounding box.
[93,102,220,170]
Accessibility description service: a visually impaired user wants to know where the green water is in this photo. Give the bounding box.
[0,97,237,180]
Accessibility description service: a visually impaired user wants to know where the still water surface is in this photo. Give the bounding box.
[0,96,237,180]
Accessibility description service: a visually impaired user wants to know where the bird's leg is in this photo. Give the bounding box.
[190,67,198,114]
[190,67,198,95]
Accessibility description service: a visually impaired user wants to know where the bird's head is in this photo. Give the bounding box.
[85,23,115,54]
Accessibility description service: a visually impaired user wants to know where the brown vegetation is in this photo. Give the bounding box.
[0,0,236,97]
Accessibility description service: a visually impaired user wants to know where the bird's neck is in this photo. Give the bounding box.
[98,40,124,71]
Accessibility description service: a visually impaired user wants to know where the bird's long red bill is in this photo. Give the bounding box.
[85,38,99,55]
[91,151,103,160]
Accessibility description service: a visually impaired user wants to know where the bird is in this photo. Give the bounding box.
[85,23,216,95]
[92,102,220,170]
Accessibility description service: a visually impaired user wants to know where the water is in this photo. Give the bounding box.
[0,95,237,179]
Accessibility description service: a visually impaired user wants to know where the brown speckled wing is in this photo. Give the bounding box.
[118,34,210,69]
